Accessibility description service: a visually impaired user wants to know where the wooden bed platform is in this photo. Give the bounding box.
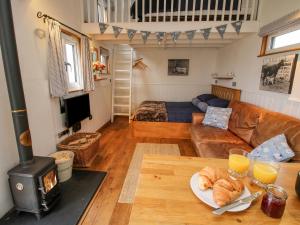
[131,85,241,139]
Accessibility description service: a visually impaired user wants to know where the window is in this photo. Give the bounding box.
[61,33,83,92]
[270,29,300,49]
[261,25,300,56]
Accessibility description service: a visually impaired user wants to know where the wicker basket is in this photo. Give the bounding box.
[57,132,101,168]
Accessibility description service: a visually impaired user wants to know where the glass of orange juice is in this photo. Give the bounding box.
[228,149,250,178]
[252,160,280,187]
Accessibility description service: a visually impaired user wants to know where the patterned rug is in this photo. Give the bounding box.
[118,143,180,203]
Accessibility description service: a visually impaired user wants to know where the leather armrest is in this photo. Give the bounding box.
[192,113,205,126]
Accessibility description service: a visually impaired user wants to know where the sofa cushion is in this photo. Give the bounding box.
[191,124,248,145]
[248,134,295,162]
[202,106,232,130]
[197,94,217,102]
[207,98,230,108]
[228,101,262,144]
[250,111,300,161]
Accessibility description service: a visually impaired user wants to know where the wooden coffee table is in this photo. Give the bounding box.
[128,155,300,225]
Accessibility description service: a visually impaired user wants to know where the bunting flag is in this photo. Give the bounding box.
[112,26,123,38]
[141,31,151,44]
[171,31,181,43]
[99,23,109,34]
[156,32,165,44]
[231,21,243,34]
[216,24,227,39]
[127,29,137,41]
[200,28,211,40]
[185,30,196,41]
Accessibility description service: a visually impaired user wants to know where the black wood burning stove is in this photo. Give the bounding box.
[0,0,61,219]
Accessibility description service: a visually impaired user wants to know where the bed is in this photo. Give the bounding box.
[131,85,241,139]
[131,0,253,22]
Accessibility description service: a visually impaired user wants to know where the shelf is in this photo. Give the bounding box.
[115,69,130,73]
[114,113,130,116]
[212,77,234,80]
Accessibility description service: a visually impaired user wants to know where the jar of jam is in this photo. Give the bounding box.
[261,184,288,218]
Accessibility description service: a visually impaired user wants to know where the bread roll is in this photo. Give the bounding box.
[198,167,229,190]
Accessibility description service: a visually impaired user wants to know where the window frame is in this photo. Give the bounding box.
[61,31,83,92]
[259,24,300,57]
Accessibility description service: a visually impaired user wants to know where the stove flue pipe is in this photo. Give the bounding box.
[0,0,34,165]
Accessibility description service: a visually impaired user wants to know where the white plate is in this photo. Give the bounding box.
[190,172,251,212]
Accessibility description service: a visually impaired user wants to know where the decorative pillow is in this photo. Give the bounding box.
[197,94,217,102]
[207,98,229,108]
[202,106,232,130]
[248,134,295,162]
[197,101,208,112]
[192,98,201,107]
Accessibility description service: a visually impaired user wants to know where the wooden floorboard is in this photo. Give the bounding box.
[79,116,197,225]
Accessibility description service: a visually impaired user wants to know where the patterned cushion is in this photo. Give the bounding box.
[248,134,295,162]
[202,106,232,130]
[197,101,208,112]
[192,98,201,107]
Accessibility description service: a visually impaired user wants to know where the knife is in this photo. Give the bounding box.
[212,191,262,215]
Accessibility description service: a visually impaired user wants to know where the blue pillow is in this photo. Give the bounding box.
[192,98,201,107]
[248,134,295,162]
[207,98,229,108]
[197,94,217,102]
[202,106,232,130]
[197,102,208,112]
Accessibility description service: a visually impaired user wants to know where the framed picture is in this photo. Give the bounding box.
[259,54,298,94]
[168,59,189,76]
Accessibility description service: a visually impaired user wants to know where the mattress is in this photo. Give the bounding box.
[166,102,202,123]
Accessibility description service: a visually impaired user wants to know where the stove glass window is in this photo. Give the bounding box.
[43,170,58,193]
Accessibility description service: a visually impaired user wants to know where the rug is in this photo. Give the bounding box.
[118,143,180,203]
[0,170,106,225]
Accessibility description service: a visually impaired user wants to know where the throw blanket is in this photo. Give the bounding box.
[134,101,168,122]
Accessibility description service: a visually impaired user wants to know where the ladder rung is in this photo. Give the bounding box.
[114,96,130,98]
[115,69,130,72]
[114,113,130,116]
[116,60,131,64]
[115,87,130,89]
[114,104,130,107]
[114,78,130,81]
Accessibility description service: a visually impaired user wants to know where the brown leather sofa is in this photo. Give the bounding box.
[191,101,300,162]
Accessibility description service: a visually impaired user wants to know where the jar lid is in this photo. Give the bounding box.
[266,184,288,200]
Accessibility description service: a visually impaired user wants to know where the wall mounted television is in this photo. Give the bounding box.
[63,93,91,128]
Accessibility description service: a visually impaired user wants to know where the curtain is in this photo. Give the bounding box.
[81,36,95,92]
[47,19,68,97]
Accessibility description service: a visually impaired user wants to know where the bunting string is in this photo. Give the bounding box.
[98,21,243,44]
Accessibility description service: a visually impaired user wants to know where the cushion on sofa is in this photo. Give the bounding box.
[248,134,295,162]
[202,106,232,130]
[207,98,230,108]
[228,101,262,144]
[197,102,208,112]
[197,94,217,102]
[193,141,252,158]
[192,97,201,107]
[250,111,300,161]
[191,124,251,158]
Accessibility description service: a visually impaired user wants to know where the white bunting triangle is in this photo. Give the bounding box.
[112,26,123,38]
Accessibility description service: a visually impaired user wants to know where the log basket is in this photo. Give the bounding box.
[57,132,101,167]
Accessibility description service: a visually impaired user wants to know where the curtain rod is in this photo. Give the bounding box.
[37,11,90,39]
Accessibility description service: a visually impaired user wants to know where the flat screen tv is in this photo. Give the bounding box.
[64,93,91,128]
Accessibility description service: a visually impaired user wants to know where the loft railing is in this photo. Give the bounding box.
[82,0,259,23]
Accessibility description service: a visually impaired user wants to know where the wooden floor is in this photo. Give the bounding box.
[79,116,197,225]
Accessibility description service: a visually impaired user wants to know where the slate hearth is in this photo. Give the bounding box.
[0,170,106,225]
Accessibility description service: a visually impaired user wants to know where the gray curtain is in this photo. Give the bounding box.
[81,36,95,92]
[47,19,68,97]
